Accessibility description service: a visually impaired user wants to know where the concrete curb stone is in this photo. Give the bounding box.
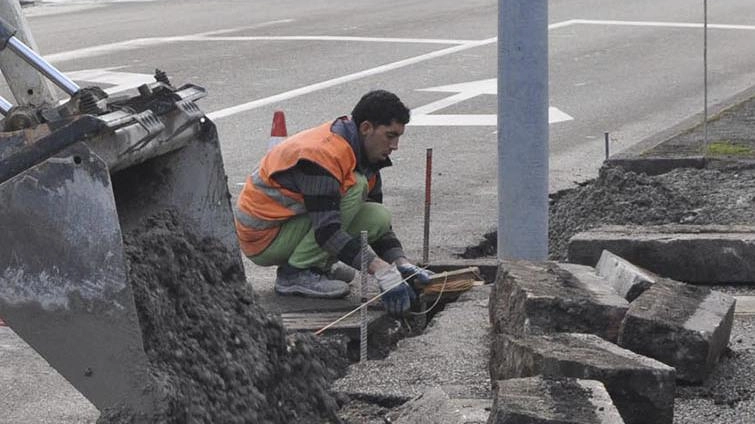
[618,279,736,383]
[490,332,675,424]
[488,376,625,424]
[568,225,755,284]
[592,250,658,301]
[489,260,629,342]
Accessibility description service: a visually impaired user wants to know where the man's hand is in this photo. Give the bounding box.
[396,262,433,286]
[374,264,415,317]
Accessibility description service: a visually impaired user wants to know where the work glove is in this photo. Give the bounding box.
[374,264,416,317]
[396,263,434,286]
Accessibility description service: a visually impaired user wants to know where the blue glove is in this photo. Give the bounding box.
[375,265,416,317]
[397,263,433,286]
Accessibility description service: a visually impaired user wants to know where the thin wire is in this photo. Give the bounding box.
[409,272,448,316]
[313,267,426,336]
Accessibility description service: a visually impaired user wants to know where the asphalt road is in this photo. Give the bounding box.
[15,0,755,257]
[2,0,755,422]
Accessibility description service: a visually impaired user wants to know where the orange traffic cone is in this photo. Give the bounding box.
[267,110,288,151]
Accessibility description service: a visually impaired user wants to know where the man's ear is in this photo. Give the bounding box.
[359,120,374,136]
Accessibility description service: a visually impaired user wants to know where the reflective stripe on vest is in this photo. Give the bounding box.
[235,121,358,256]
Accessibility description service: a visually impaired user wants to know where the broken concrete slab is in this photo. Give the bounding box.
[333,286,491,403]
[489,260,628,342]
[568,225,755,284]
[592,250,658,301]
[390,386,491,424]
[490,332,675,424]
[488,377,624,424]
[618,279,736,383]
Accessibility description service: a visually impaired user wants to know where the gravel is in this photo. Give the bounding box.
[462,165,755,261]
[97,209,349,424]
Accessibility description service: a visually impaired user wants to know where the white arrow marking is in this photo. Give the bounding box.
[67,68,155,95]
[410,78,573,126]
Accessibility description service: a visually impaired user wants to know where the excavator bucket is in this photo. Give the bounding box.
[0,77,242,415]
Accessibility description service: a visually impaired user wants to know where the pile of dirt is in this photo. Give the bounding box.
[462,165,755,260]
[98,209,348,424]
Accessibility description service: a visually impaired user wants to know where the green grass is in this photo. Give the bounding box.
[706,140,753,156]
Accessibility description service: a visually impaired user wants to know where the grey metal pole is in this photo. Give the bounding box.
[0,0,58,106]
[703,0,709,149]
[498,0,549,261]
[6,36,80,96]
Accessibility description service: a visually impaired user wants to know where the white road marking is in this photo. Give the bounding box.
[44,18,755,123]
[206,37,497,120]
[410,78,573,126]
[179,35,474,45]
[573,19,755,31]
[45,19,295,63]
[67,68,154,95]
[408,108,572,126]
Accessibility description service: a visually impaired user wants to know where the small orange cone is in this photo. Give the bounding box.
[267,110,288,151]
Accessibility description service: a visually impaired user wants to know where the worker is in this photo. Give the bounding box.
[235,90,432,316]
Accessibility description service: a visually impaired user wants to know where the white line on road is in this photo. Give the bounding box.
[573,19,755,31]
[45,19,295,63]
[179,35,474,45]
[209,17,741,121]
[206,37,497,120]
[409,108,573,126]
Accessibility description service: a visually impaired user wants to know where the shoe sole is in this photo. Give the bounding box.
[275,284,350,299]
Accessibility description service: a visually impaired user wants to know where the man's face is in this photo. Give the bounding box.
[359,120,405,164]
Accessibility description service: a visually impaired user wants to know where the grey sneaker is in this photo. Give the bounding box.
[326,262,357,282]
[275,268,351,299]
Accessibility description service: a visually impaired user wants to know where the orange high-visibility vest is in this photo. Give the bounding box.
[235,121,376,256]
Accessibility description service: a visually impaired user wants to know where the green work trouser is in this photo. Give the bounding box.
[249,174,391,270]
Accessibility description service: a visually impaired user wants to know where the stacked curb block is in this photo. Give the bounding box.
[568,225,755,284]
[488,252,735,424]
[488,377,624,424]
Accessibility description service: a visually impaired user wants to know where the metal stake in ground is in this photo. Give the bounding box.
[604,132,610,160]
[360,230,368,362]
[423,148,433,265]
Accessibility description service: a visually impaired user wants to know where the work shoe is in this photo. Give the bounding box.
[275,267,351,299]
[326,262,357,282]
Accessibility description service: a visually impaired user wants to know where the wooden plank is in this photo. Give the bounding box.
[281,310,383,337]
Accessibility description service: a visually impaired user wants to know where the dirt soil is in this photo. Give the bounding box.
[462,164,755,261]
[97,209,349,424]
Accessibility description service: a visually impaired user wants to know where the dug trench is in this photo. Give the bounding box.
[97,209,444,423]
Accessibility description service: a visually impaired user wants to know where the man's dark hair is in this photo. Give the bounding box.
[351,90,410,127]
